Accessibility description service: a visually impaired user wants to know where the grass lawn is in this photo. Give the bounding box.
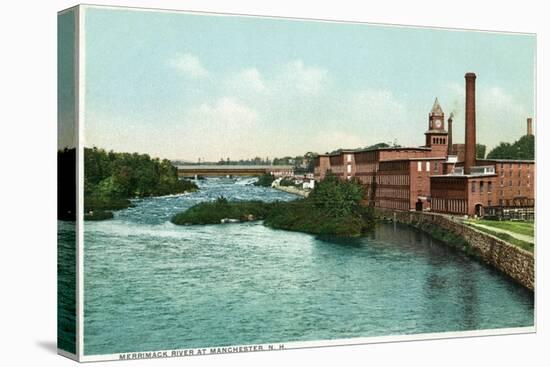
[465,225,534,253]
[469,219,534,237]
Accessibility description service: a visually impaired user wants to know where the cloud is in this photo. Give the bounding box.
[180,97,262,159]
[224,68,268,97]
[274,60,328,96]
[168,53,208,79]
[187,97,259,129]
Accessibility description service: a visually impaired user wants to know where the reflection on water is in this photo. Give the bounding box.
[65,178,534,356]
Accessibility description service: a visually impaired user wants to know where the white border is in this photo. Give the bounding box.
[70,3,535,36]
[61,4,537,363]
[79,327,535,362]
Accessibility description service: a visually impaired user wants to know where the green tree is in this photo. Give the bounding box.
[308,172,364,217]
[476,144,486,159]
[487,135,534,160]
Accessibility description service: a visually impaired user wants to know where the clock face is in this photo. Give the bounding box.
[434,119,442,128]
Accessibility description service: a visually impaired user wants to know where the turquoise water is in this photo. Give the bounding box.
[77,178,533,356]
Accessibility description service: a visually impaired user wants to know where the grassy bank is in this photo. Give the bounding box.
[465,224,534,253]
[467,219,534,237]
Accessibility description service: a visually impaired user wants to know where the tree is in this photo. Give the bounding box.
[487,135,534,160]
[476,144,487,159]
[308,172,364,217]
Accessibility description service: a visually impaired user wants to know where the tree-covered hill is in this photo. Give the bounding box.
[83,147,198,220]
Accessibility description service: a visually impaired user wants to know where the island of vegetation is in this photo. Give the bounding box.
[253,173,276,187]
[83,147,198,220]
[171,172,375,237]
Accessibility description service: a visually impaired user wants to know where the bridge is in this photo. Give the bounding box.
[177,165,294,178]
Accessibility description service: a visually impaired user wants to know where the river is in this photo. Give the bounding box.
[61,177,533,356]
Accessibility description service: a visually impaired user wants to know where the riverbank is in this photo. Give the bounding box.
[272,184,310,197]
[376,208,534,291]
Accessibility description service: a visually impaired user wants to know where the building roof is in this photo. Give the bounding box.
[382,156,447,162]
[479,158,535,164]
[430,97,444,115]
[176,165,294,170]
[430,173,498,179]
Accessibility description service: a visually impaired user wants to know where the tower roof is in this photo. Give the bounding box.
[431,97,444,115]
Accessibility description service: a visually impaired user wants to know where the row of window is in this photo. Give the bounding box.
[499,162,533,169]
[431,198,468,214]
[471,181,493,193]
[377,188,410,199]
[377,199,409,211]
[377,174,410,186]
[499,179,530,187]
[432,137,446,145]
[500,171,531,178]
[417,161,439,172]
[498,190,524,197]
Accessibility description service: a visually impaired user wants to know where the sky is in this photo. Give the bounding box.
[81,6,536,161]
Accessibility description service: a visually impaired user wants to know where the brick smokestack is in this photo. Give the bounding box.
[447,113,454,155]
[464,72,476,174]
[527,117,533,136]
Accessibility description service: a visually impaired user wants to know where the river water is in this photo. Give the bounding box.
[72,178,533,356]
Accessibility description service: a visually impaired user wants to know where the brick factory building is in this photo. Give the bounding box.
[314,73,535,217]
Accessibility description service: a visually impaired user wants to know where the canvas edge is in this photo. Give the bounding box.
[59,3,538,363]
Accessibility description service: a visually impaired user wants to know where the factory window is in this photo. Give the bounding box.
[418,162,422,172]
[471,182,476,192]
[426,162,430,172]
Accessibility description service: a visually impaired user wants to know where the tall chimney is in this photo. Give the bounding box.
[527,117,533,136]
[464,72,477,174]
[447,113,454,155]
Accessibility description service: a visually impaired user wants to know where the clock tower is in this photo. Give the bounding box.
[425,97,448,148]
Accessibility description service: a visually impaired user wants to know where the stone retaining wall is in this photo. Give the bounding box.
[375,208,534,291]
